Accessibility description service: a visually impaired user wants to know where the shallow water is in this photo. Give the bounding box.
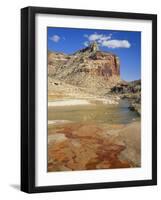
[48,99,140,125]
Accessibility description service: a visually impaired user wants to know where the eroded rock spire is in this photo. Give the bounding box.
[88,41,99,52]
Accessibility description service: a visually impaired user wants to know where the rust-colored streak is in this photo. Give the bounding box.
[48,123,133,172]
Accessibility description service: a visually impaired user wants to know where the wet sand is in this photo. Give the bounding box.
[48,97,118,107]
[48,99,90,107]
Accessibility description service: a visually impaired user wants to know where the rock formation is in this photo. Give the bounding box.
[48,42,120,91]
[110,80,141,115]
[48,122,141,172]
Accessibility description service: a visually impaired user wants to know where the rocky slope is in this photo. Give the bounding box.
[110,80,141,115]
[48,42,121,95]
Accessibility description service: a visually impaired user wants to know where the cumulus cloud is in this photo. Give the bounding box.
[102,40,131,48]
[85,32,112,43]
[50,35,60,42]
[83,32,131,49]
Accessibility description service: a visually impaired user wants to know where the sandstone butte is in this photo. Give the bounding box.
[48,42,121,93]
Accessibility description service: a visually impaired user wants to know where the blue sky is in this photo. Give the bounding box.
[48,27,141,81]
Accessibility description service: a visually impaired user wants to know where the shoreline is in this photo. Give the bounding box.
[48,99,91,107]
[48,98,118,107]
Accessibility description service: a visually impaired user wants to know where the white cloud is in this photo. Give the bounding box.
[50,35,60,42]
[102,40,131,49]
[88,33,102,41]
[83,32,131,49]
[87,32,112,42]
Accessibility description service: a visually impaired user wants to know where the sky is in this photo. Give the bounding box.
[47,27,141,81]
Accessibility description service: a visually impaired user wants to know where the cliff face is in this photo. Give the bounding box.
[87,51,120,77]
[48,42,120,90]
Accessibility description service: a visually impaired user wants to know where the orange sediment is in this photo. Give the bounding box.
[48,123,133,172]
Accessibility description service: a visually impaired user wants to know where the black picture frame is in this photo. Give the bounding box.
[21,6,157,193]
